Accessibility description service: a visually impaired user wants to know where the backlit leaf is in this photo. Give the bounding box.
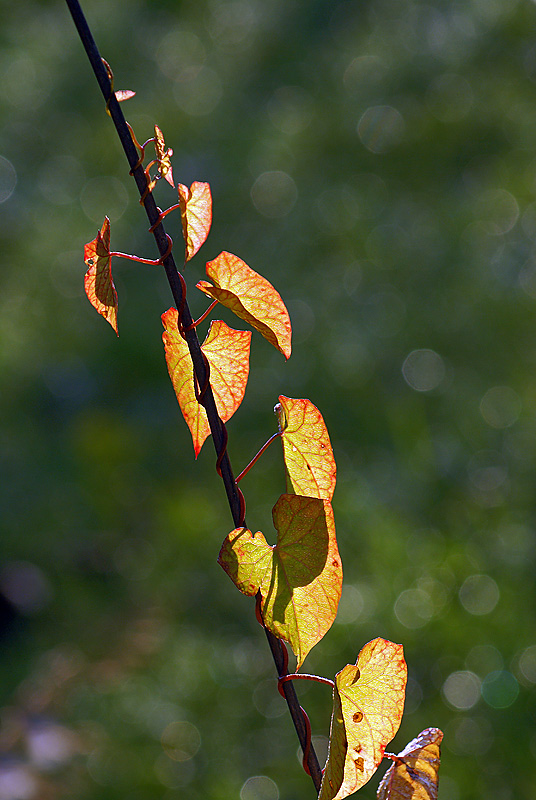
[154,125,174,187]
[218,494,342,669]
[319,638,407,800]
[115,89,136,102]
[162,308,251,456]
[84,216,118,335]
[177,181,212,261]
[276,396,336,500]
[377,728,443,800]
[197,251,292,359]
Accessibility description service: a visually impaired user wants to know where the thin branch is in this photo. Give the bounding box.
[64,0,322,791]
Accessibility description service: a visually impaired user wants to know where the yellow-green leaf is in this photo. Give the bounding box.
[320,638,407,800]
[276,395,336,500]
[377,728,443,800]
[218,494,342,669]
[162,309,251,456]
[83,216,118,335]
[197,251,292,359]
[177,181,212,261]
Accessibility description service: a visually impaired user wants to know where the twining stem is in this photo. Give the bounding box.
[188,300,219,329]
[65,0,323,791]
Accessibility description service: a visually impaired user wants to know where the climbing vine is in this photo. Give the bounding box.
[67,1,443,797]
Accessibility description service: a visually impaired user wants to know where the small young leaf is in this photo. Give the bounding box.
[162,309,251,456]
[218,494,342,669]
[83,216,118,335]
[154,125,174,187]
[115,89,136,102]
[178,181,212,261]
[276,396,336,500]
[197,252,292,359]
[377,729,443,800]
[319,638,407,800]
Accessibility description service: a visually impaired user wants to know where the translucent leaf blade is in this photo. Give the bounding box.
[377,729,443,800]
[320,638,407,800]
[276,396,336,500]
[162,309,251,456]
[178,181,212,261]
[115,89,136,102]
[197,251,292,359]
[218,494,342,669]
[83,216,118,335]
[154,125,174,187]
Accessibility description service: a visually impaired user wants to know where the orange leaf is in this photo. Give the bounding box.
[276,396,336,500]
[154,125,174,188]
[197,252,292,359]
[377,729,443,800]
[115,89,136,102]
[319,638,407,800]
[177,181,212,261]
[161,309,251,457]
[218,494,342,669]
[83,216,118,335]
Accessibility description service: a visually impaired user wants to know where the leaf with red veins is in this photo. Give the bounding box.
[377,729,443,800]
[115,89,136,102]
[84,216,118,335]
[319,639,407,800]
[218,494,342,669]
[177,181,212,261]
[162,308,251,457]
[154,125,174,187]
[275,396,336,500]
[197,252,292,359]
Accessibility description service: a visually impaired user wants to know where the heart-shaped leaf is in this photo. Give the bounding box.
[154,125,174,187]
[275,396,336,500]
[377,728,443,800]
[319,638,407,800]
[178,181,212,261]
[84,216,118,335]
[218,494,342,669]
[197,251,292,359]
[162,309,251,456]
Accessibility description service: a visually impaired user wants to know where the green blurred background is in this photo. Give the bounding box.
[2,0,536,798]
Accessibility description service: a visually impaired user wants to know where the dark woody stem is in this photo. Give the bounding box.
[64,0,322,791]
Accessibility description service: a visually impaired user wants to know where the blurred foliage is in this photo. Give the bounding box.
[2,0,536,798]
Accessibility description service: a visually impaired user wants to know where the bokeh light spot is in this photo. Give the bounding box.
[475,188,519,235]
[335,584,364,624]
[0,156,17,203]
[402,349,445,392]
[267,86,314,135]
[357,105,405,153]
[459,574,499,615]
[173,66,222,116]
[394,588,434,628]
[479,385,521,428]
[240,775,279,800]
[160,721,201,762]
[446,716,494,756]
[155,30,206,81]
[80,176,129,223]
[0,561,52,614]
[481,670,519,708]
[518,645,536,684]
[442,670,481,710]
[250,171,297,218]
